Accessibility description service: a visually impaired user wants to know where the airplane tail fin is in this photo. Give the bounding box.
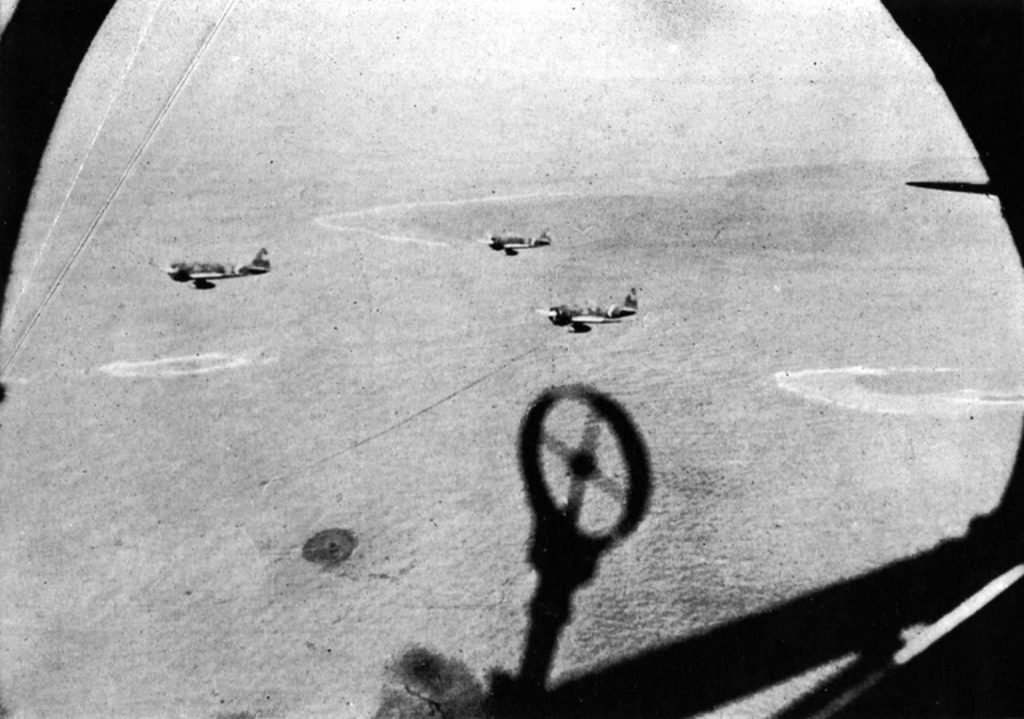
[624,287,638,310]
[248,248,270,270]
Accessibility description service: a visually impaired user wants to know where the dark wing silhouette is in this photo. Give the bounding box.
[0,0,118,348]
[881,0,1024,248]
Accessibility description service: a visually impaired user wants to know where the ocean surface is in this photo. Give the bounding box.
[3,2,1024,716]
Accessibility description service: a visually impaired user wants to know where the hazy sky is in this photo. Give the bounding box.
[45,0,974,185]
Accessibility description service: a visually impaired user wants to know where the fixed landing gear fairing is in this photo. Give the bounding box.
[165,248,270,289]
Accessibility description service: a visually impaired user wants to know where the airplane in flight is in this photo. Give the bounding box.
[537,288,639,332]
[165,248,270,289]
[481,230,552,255]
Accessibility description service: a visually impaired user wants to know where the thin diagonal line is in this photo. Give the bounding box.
[6,0,165,329]
[259,343,544,495]
[3,0,241,374]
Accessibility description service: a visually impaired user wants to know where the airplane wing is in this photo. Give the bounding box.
[186,272,229,279]
[570,315,615,324]
[535,310,616,323]
[880,0,1024,244]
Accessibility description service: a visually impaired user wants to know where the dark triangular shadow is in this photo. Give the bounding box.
[906,181,995,196]
[0,0,118,396]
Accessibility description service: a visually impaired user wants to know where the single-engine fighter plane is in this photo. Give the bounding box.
[537,288,639,332]
[165,248,270,289]
[481,230,551,255]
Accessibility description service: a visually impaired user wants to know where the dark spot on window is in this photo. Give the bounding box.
[302,528,358,567]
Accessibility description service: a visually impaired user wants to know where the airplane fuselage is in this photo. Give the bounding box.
[540,288,639,332]
[165,249,270,288]
[167,262,267,281]
[548,304,636,326]
[485,232,551,255]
